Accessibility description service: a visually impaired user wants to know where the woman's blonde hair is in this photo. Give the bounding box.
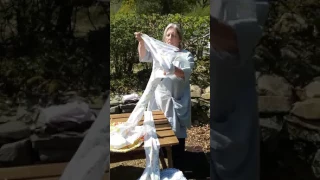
[162,23,183,49]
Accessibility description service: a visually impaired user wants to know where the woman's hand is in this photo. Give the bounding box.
[164,66,185,79]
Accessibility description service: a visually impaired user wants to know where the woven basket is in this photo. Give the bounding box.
[110,122,144,153]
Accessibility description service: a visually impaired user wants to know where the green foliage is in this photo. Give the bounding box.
[110,13,209,93]
[111,0,209,16]
[117,0,136,14]
[110,0,123,15]
[0,1,110,103]
[186,5,210,17]
[135,0,196,15]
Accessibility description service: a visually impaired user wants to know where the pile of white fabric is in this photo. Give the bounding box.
[110,34,189,180]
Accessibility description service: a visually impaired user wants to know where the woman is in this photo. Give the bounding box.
[210,0,269,179]
[134,23,195,169]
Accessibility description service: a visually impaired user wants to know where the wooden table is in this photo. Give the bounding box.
[110,110,179,168]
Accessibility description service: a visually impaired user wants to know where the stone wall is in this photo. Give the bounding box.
[257,73,320,178]
[0,94,105,168]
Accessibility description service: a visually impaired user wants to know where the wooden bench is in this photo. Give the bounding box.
[110,110,179,168]
[0,162,110,180]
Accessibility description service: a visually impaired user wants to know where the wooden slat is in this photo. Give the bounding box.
[110,110,163,119]
[157,136,179,147]
[112,122,173,132]
[0,162,109,180]
[154,123,172,131]
[112,119,169,126]
[157,129,175,138]
[154,126,172,131]
[111,115,167,122]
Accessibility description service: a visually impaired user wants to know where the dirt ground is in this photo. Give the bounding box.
[109,122,320,180]
[110,123,210,180]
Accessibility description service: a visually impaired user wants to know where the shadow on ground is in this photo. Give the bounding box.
[110,165,144,180]
[178,151,210,180]
[110,150,210,180]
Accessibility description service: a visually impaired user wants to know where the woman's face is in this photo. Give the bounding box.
[165,27,181,48]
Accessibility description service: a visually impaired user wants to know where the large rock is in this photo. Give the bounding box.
[190,85,201,98]
[0,139,33,166]
[0,115,15,124]
[39,149,77,163]
[291,98,320,120]
[120,103,136,110]
[67,96,89,104]
[201,93,210,100]
[31,132,85,150]
[204,86,210,93]
[258,96,292,114]
[122,109,133,113]
[34,120,93,135]
[304,81,320,98]
[285,115,320,144]
[110,106,121,114]
[257,75,293,97]
[110,100,121,107]
[0,121,31,146]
